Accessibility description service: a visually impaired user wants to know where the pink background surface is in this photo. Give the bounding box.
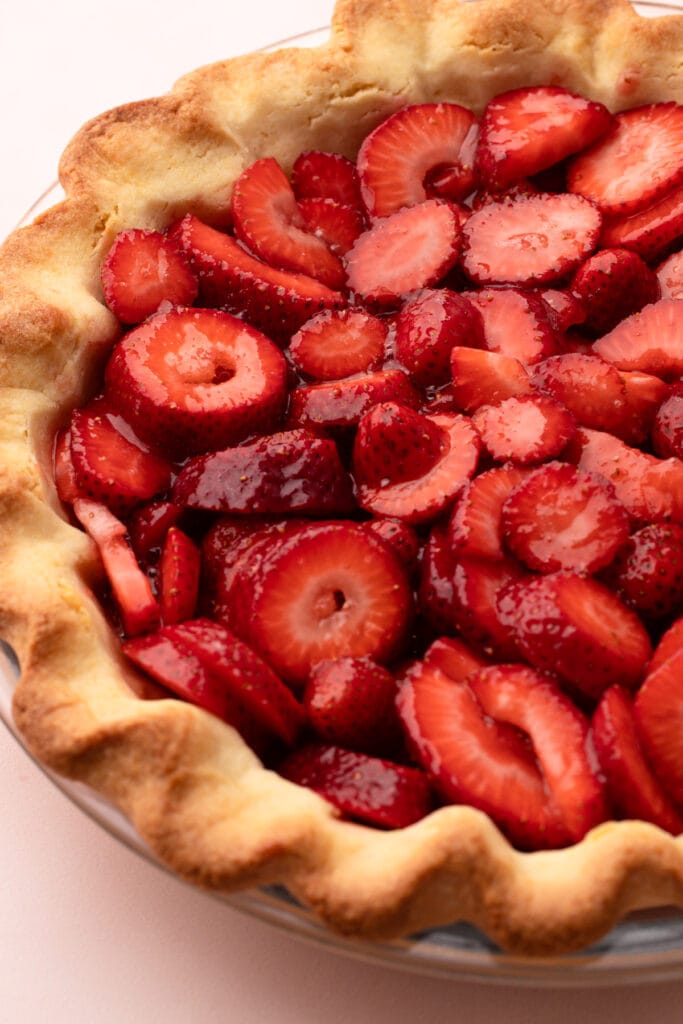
[2,1,683,1018]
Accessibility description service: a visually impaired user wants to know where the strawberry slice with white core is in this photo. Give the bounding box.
[635,650,683,808]
[288,308,387,381]
[463,288,559,365]
[472,394,576,465]
[470,665,608,842]
[344,200,461,305]
[353,404,480,525]
[600,523,683,620]
[286,369,420,431]
[297,198,365,256]
[450,348,533,413]
[396,661,570,849]
[530,353,630,437]
[593,298,683,381]
[451,556,526,660]
[652,389,683,459]
[279,743,434,830]
[158,527,201,626]
[168,214,344,341]
[172,429,355,516]
[497,572,652,699]
[570,248,660,336]
[423,636,490,682]
[567,103,683,215]
[357,103,478,218]
[657,249,683,299]
[73,498,160,637]
[475,86,614,192]
[230,157,345,290]
[395,288,485,387]
[104,307,287,458]
[501,462,630,574]
[291,150,364,209]
[226,521,413,687]
[449,464,531,561]
[461,193,602,286]
[600,180,683,261]
[592,685,683,835]
[101,228,198,325]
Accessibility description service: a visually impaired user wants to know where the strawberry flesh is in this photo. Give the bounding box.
[600,180,683,261]
[472,394,576,464]
[652,389,683,459]
[449,464,531,561]
[450,348,533,413]
[395,288,485,387]
[600,523,683,620]
[286,369,420,431]
[291,150,364,209]
[101,228,198,325]
[593,298,683,380]
[158,526,201,626]
[464,287,559,365]
[288,308,387,381]
[635,650,683,809]
[297,198,365,256]
[570,248,660,335]
[657,249,683,299]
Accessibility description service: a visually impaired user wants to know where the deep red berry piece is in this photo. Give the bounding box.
[279,743,434,830]
[592,685,683,835]
[600,523,683,620]
[291,151,364,209]
[158,527,201,626]
[471,179,540,210]
[101,228,198,325]
[53,429,80,505]
[570,248,660,335]
[286,369,420,431]
[449,464,531,562]
[501,462,630,574]
[344,200,461,305]
[423,636,489,681]
[635,650,683,809]
[418,525,459,635]
[297,198,365,256]
[127,500,183,562]
[357,103,478,217]
[464,287,559,365]
[537,288,586,335]
[461,193,602,286]
[230,157,345,289]
[395,288,485,387]
[567,103,683,215]
[475,86,613,192]
[619,371,671,444]
[450,348,533,413]
[652,389,683,459]
[497,572,652,699]
[600,181,683,262]
[304,657,401,756]
[288,308,387,381]
[104,307,287,458]
[531,353,630,438]
[472,395,575,465]
[451,556,525,660]
[657,249,683,299]
[363,518,421,577]
[650,617,683,675]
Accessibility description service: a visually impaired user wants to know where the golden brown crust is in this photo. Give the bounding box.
[2,0,683,956]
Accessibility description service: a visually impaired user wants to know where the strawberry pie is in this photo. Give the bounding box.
[3,0,683,957]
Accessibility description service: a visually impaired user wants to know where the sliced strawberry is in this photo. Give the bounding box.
[657,248,683,299]
[225,521,413,687]
[396,661,569,849]
[475,86,613,192]
[101,228,198,325]
[104,307,287,458]
[291,150,364,209]
[471,179,540,210]
[649,616,683,674]
[463,287,559,365]
[619,370,671,445]
[344,200,461,305]
[127,500,183,562]
[286,368,420,431]
[652,388,683,459]
[450,348,533,413]
[230,157,345,289]
[423,636,489,681]
[363,518,420,578]
[537,288,586,335]
[592,685,683,835]
[279,743,434,829]
[353,403,480,524]
[497,572,652,699]
[172,429,354,516]
[570,248,660,335]
[448,464,531,562]
[501,462,630,574]
[418,525,459,635]
[634,649,683,808]
[461,193,602,286]
[451,556,525,660]
[600,523,683,620]
[593,299,683,381]
[531,353,630,438]
[394,288,485,386]
[567,103,683,215]
[158,527,201,626]
[53,428,80,505]
[297,198,365,256]
[600,180,683,261]
[357,103,478,217]
[69,398,173,514]
[168,214,344,341]
[73,498,160,637]
[472,394,576,464]
[288,308,387,381]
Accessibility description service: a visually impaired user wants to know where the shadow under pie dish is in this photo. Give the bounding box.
[4,0,683,964]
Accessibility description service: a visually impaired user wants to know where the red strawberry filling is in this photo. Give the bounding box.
[53,86,683,844]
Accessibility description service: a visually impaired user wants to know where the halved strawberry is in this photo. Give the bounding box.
[463,287,559,365]
[104,307,288,458]
[600,180,683,261]
[461,193,602,286]
[363,518,421,577]
[127,500,183,562]
[357,103,478,217]
[652,388,683,459]
[73,498,159,637]
[567,103,683,215]
[475,86,614,192]
[172,429,354,516]
[53,429,80,505]
[418,525,458,635]
[230,157,345,289]
[423,636,489,681]
[531,353,630,438]
[101,228,198,325]
[344,200,461,305]
[169,214,344,341]
[353,403,480,524]
[394,288,485,387]
[450,348,533,413]
[472,394,576,464]
[286,369,420,431]
[297,198,365,256]
[634,649,683,808]
[497,572,652,699]
[592,685,683,835]
[450,556,525,660]
[396,661,569,849]
[501,462,630,574]
[593,298,683,380]
[158,527,201,626]
[225,521,413,687]
[279,743,434,829]
[600,523,683,620]
[448,464,531,562]
[288,308,387,381]
[570,248,660,335]
[657,249,683,299]
[291,150,364,209]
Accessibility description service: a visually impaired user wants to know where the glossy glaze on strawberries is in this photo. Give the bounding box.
[54,85,683,851]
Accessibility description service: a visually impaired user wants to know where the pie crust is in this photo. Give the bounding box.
[2,0,683,956]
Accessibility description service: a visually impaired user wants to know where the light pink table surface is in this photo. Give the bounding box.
[2,2,683,1019]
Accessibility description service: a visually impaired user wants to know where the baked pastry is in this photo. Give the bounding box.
[2,0,683,958]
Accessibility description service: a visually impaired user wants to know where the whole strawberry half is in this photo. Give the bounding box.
[570,248,660,335]
[394,288,485,387]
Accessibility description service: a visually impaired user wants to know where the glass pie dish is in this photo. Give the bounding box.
[3,3,683,987]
